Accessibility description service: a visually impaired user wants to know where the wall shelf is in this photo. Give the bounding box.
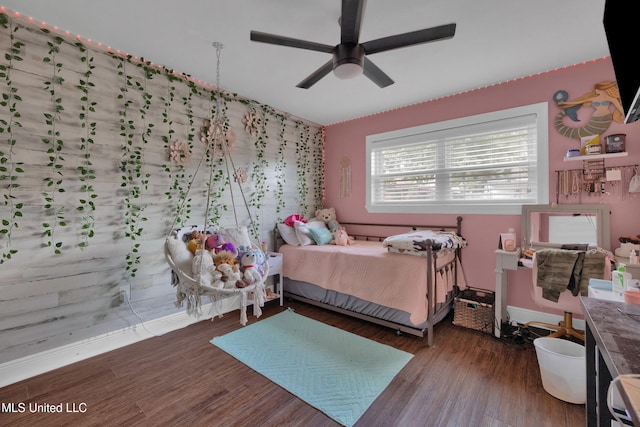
[563,152,628,162]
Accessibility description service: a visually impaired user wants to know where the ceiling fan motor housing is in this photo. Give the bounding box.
[333,43,364,79]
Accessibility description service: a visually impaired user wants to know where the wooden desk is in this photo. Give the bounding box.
[581,297,640,426]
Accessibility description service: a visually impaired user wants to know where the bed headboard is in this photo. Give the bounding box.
[339,217,463,242]
[273,216,463,250]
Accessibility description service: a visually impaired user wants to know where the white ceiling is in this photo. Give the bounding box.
[1,0,610,125]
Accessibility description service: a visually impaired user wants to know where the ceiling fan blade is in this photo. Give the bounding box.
[250,31,334,54]
[361,23,456,55]
[340,0,366,44]
[363,57,394,88]
[296,59,334,89]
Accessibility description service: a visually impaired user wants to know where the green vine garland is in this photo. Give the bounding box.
[0,13,24,263]
[295,123,312,216]
[312,128,324,210]
[75,41,98,249]
[248,105,270,235]
[41,30,66,254]
[274,113,287,218]
[116,56,153,279]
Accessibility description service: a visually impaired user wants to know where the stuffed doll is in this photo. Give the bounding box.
[240,250,263,284]
[205,233,223,251]
[186,230,206,254]
[206,233,237,255]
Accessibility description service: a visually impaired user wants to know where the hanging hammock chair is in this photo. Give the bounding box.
[163,43,268,326]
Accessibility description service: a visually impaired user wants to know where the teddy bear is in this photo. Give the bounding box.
[315,207,342,233]
[240,249,263,284]
[316,207,355,245]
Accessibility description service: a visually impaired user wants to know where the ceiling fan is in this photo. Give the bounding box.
[250,0,456,89]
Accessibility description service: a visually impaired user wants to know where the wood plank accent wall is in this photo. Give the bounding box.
[0,14,323,364]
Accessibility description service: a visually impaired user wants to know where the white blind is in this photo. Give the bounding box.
[366,103,548,214]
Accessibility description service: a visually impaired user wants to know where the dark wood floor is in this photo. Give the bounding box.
[0,300,585,427]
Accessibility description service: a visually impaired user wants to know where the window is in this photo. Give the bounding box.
[366,102,549,215]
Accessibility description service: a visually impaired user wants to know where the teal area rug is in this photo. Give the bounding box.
[211,309,413,427]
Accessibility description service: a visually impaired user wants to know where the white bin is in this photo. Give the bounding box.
[533,337,586,404]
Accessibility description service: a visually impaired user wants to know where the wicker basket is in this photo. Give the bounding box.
[453,287,495,334]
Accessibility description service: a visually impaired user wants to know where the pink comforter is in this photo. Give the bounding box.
[279,240,458,325]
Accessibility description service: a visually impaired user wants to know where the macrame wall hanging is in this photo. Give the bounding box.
[339,156,352,198]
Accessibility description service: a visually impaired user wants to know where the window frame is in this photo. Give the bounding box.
[365,102,549,215]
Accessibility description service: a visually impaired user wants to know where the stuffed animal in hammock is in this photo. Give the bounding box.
[192,250,218,289]
[217,263,241,289]
[240,250,263,284]
[186,230,206,254]
[205,233,236,255]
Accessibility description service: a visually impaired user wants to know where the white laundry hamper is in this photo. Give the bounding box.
[533,337,586,404]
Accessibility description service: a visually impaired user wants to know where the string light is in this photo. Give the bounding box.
[0,6,220,91]
[327,56,612,126]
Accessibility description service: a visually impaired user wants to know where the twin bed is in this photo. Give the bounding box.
[276,217,467,346]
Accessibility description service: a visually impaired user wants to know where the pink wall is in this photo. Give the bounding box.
[323,58,640,315]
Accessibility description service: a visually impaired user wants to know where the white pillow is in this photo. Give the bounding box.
[219,226,252,249]
[294,220,327,246]
[277,223,299,246]
[166,237,194,274]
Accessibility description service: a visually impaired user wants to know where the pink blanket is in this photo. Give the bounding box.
[279,240,459,325]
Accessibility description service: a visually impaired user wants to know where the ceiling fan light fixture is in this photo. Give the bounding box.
[332,43,364,80]
[334,62,363,80]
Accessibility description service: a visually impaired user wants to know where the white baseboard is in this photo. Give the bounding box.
[1,302,583,388]
[0,298,243,388]
[506,305,585,330]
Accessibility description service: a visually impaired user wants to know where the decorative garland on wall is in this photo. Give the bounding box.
[116,55,153,279]
[274,113,287,218]
[176,79,198,225]
[75,40,98,249]
[312,128,324,209]
[0,13,24,264]
[0,12,325,273]
[41,30,67,254]
[295,123,312,217]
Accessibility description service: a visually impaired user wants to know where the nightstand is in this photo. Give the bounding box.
[266,252,283,306]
